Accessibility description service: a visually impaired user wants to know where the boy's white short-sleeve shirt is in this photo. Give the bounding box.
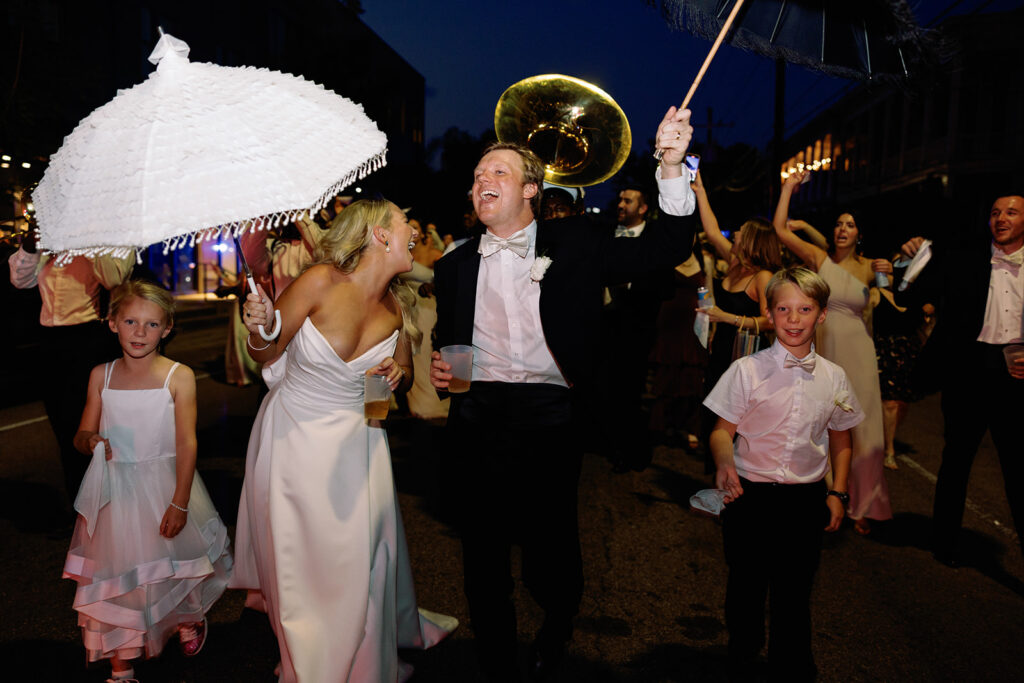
[704,341,865,483]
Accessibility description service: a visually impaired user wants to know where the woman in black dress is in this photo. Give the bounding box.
[691,171,783,460]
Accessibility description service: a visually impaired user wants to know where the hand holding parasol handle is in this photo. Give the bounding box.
[234,236,282,341]
[245,276,282,341]
[655,0,748,160]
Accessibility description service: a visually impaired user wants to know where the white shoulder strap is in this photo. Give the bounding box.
[162,362,181,389]
[103,360,116,389]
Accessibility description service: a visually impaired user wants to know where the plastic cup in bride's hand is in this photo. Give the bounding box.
[440,345,473,393]
[364,374,392,420]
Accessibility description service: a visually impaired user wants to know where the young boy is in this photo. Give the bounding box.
[704,267,864,682]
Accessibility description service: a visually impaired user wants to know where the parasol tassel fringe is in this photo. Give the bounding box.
[311,149,388,215]
[41,148,389,263]
[46,245,142,267]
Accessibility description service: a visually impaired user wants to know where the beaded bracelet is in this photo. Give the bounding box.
[169,502,189,513]
[247,334,272,351]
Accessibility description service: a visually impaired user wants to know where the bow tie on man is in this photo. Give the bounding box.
[614,225,641,238]
[783,353,816,373]
[992,249,1024,267]
[479,231,530,258]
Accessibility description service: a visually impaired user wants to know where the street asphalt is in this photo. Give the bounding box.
[1,308,1021,682]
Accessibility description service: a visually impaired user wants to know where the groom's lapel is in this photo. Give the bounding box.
[455,237,482,343]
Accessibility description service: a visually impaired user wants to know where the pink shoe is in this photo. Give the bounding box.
[179,617,208,656]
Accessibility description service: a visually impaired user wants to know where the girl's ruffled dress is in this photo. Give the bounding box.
[63,361,232,662]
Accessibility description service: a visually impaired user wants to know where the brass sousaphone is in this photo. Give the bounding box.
[494,74,631,187]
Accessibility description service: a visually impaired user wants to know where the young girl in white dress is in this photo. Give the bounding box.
[63,280,232,682]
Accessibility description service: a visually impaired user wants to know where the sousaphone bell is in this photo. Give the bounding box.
[494,74,631,187]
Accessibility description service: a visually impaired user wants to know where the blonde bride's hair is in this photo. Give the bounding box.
[314,199,421,347]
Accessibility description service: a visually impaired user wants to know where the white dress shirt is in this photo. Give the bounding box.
[472,220,567,386]
[977,243,1024,344]
[8,248,133,326]
[704,341,865,484]
[471,173,695,387]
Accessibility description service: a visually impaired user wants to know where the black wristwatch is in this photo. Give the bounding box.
[827,490,850,504]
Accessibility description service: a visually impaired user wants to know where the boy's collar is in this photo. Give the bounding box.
[770,339,817,363]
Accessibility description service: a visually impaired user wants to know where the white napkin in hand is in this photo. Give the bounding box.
[689,488,729,517]
[694,311,709,348]
[73,441,111,537]
[897,239,932,292]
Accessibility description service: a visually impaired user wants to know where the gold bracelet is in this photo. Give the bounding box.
[247,334,272,351]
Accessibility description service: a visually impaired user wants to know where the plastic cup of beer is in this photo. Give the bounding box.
[1003,345,1024,373]
[364,374,392,420]
[440,344,473,393]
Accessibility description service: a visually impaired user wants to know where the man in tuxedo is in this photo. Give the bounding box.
[602,185,673,472]
[902,193,1024,567]
[429,107,696,681]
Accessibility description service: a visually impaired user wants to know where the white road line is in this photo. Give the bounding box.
[0,415,49,432]
[899,454,1019,543]
[0,372,214,431]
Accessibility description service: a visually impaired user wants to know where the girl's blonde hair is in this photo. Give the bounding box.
[733,218,782,271]
[109,280,175,326]
[314,199,422,347]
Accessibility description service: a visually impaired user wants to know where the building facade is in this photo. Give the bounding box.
[777,7,1023,251]
[1,0,424,290]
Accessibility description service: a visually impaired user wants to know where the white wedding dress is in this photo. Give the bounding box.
[231,318,456,682]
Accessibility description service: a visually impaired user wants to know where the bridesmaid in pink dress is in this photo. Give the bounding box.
[773,170,894,534]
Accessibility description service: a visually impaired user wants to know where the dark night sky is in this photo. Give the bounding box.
[361,0,1018,204]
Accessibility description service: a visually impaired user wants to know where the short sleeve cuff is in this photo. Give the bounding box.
[702,395,744,426]
[828,409,865,432]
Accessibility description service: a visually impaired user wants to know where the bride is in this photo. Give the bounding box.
[231,199,456,682]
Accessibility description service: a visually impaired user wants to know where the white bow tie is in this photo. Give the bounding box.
[479,231,530,258]
[614,225,639,238]
[783,353,816,373]
[992,249,1024,267]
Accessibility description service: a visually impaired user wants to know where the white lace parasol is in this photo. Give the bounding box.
[34,32,387,262]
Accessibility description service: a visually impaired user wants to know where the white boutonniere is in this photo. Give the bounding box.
[834,391,855,412]
[530,254,552,283]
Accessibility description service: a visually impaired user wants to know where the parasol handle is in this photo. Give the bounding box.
[655,0,748,160]
[245,275,283,341]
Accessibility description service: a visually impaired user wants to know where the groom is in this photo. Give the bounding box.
[430,107,696,681]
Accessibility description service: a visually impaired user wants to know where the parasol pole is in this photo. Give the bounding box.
[233,236,282,341]
[655,0,748,160]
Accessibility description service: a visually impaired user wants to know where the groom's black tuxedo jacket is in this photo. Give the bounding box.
[433,211,697,394]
